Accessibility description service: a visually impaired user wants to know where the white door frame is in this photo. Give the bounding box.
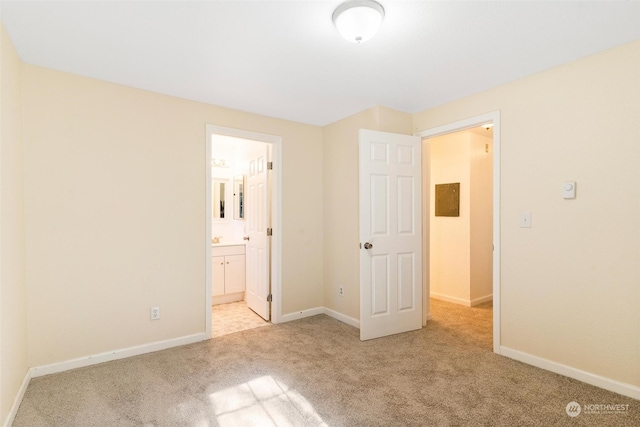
[415,111,501,354]
[205,124,283,338]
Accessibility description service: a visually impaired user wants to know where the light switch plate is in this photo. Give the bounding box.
[563,181,576,199]
[520,212,532,228]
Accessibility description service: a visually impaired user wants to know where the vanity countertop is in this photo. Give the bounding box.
[211,241,246,247]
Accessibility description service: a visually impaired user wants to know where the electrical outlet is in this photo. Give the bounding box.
[150,306,160,320]
[339,286,344,297]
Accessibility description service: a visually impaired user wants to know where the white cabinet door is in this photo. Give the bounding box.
[224,254,246,294]
[212,256,225,299]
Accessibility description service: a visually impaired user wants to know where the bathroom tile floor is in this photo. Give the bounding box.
[211,300,271,338]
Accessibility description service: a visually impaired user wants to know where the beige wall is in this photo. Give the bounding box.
[429,132,471,303]
[414,41,640,387]
[322,106,412,320]
[21,64,324,367]
[469,133,493,302]
[0,25,28,424]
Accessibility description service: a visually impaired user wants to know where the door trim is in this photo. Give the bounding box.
[415,111,501,354]
[205,124,283,338]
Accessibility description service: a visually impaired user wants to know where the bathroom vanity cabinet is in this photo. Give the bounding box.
[211,244,246,305]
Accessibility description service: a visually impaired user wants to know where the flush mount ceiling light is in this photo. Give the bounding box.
[332,0,385,43]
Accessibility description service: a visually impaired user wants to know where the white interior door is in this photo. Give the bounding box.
[245,142,271,320]
[359,129,422,340]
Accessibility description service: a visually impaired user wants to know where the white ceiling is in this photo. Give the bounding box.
[2,1,639,126]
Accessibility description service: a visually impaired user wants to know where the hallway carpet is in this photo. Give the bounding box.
[13,300,639,426]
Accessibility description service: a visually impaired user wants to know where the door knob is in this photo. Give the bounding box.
[364,242,373,249]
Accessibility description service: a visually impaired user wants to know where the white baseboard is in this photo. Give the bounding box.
[470,294,493,306]
[323,307,360,329]
[278,307,324,323]
[430,292,471,306]
[3,369,32,427]
[279,306,360,329]
[29,307,353,380]
[30,332,208,378]
[430,292,493,307]
[500,346,640,400]
[212,292,244,306]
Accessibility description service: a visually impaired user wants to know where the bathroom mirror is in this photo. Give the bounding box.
[234,175,245,220]
[212,179,228,220]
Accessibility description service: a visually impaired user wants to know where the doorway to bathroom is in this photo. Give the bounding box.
[205,125,282,338]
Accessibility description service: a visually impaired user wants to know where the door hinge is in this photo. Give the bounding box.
[267,228,273,236]
[267,161,273,170]
[267,294,273,302]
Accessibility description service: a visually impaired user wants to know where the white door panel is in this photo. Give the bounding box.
[360,129,422,341]
[397,252,415,311]
[371,254,389,316]
[245,142,271,321]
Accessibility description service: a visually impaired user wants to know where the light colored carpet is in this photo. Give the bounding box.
[13,299,639,426]
[212,301,270,338]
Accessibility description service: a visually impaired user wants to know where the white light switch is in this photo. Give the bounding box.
[520,212,532,228]
[563,181,576,199]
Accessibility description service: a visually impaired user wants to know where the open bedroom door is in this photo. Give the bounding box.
[359,129,422,341]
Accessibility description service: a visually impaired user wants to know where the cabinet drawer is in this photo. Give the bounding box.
[211,244,245,257]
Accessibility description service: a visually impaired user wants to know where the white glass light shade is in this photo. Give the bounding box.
[332,0,385,43]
